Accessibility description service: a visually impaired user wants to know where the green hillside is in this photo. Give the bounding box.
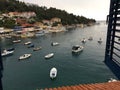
[0,0,96,25]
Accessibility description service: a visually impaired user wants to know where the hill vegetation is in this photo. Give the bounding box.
[0,0,96,27]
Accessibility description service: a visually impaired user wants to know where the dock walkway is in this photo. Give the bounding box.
[43,81,120,90]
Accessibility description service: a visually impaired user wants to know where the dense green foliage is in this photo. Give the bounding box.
[4,18,16,28]
[0,0,96,26]
[0,18,16,28]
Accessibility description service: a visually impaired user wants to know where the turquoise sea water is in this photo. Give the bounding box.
[1,21,117,90]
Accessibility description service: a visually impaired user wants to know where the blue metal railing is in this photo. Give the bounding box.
[105,0,120,79]
[105,0,120,63]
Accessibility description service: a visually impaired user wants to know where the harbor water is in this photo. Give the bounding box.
[1,21,117,90]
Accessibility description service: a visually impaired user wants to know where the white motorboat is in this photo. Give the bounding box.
[24,41,31,45]
[98,38,102,43]
[50,67,57,79]
[1,49,14,57]
[35,30,45,36]
[27,44,34,48]
[72,45,84,53]
[13,40,21,43]
[19,54,31,60]
[51,42,59,46]
[88,37,93,40]
[33,47,42,51]
[81,38,86,43]
[45,53,54,59]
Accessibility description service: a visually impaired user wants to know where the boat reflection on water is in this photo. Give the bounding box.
[72,51,82,57]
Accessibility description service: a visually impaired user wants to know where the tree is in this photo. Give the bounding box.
[27,17,36,24]
[3,19,16,28]
[0,20,4,27]
[0,0,96,27]
[52,22,61,27]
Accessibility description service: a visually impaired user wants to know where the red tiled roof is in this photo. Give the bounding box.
[43,81,120,90]
[21,23,34,27]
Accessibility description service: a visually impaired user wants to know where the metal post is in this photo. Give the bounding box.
[0,48,3,90]
[105,0,114,61]
[110,1,118,60]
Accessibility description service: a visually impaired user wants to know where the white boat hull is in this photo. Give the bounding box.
[45,53,54,59]
[50,67,57,79]
[13,40,21,43]
[33,47,42,51]
[72,45,84,53]
[19,54,31,60]
[35,31,45,36]
[24,41,31,45]
[2,50,14,57]
[51,42,59,46]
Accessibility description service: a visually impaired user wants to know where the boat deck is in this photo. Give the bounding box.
[43,81,120,90]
